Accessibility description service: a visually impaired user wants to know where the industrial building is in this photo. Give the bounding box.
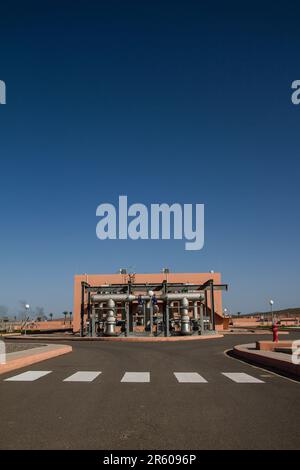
[73,272,228,337]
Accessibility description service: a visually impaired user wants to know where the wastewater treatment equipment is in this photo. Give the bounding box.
[79,279,228,337]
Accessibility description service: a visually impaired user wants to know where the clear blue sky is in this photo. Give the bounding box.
[0,1,299,316]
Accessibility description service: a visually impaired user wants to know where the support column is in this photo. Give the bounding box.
[91,305,96,337]
[210,281,216,331]
[199,302,204,334]
[87,291,92,337]
[149,301,153,336]
[165,301,170,337]
[80,282,85,337]
[125,302,130,337]
[204,289,208,329]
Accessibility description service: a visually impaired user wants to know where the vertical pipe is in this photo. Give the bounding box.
[105,299,116,336]
[193,301,198,320]
[180,297,191,335]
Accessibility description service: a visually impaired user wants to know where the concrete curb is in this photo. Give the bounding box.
[4,334,223,342]
[232,342,300,378]
[0,344,72,375]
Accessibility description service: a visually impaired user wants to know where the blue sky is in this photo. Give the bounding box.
[0,1,299,316]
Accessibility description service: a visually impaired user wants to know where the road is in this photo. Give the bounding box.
[0,333,299,450]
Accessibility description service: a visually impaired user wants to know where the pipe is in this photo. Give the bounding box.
[92,294,136,302]
[180,297,191,335]
[193,301,198,320]
[104,299,116,336]
[92,292,205,303]
[162,293,205,301]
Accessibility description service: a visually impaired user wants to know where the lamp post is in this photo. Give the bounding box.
[269,300,274,324]
[25,304,30,335]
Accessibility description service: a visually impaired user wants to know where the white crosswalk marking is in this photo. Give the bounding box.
[63,371,101,382]
[174,372,208,383]
[2,370,268,384]
[121,372,150,383]
[222,372,264,383]
[5,371,52,382]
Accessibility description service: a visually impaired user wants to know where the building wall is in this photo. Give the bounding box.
[73,272,225,332]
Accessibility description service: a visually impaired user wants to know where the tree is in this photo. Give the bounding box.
[35,307,47,321]
[49,313,53,321]
[63,311,68,324]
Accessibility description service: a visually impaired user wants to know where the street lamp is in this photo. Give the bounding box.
[24,304,30,335]
[162,268,170,282]
[223,308,228,317]
[269,299,274,324]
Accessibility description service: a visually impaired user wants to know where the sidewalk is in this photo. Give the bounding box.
[0,343,72,374]
[232,342,300,379]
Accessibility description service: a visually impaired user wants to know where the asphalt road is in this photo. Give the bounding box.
[0,333,299,450]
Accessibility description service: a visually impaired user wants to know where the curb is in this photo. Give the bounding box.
[4,334,224,342]
[232,342,300,379]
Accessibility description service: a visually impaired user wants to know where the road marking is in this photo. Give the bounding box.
[121,372,150,383]
[222,372,264,383]
[4,371,52,382]
[174,372,208,383]
[63,371,102,382]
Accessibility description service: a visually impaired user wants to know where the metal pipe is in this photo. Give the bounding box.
[162,293,205,301]
[92,294,136,302]
[180,297,191,335]
[92,293,205,303]
[193,301,198,320]
[104,299,116,336]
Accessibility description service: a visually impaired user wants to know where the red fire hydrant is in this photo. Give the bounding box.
[272,321,279,343]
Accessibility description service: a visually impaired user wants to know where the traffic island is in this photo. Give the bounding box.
[0,343,72,374]
[232,341,300,379]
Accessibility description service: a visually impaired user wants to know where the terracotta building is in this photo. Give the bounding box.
[73,272,228,337]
